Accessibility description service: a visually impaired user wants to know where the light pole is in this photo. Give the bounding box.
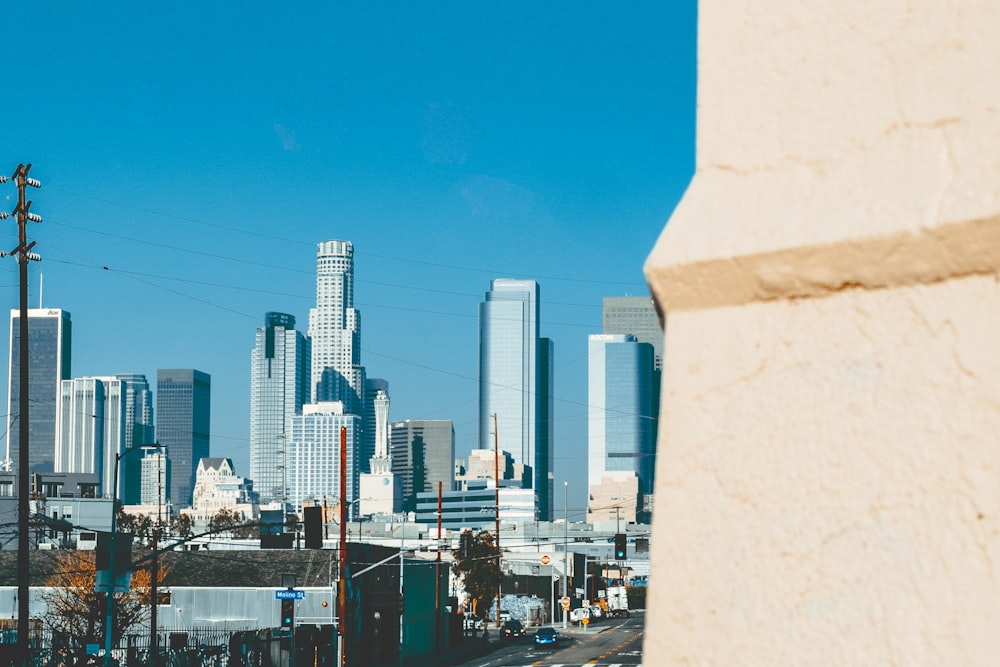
[104,445,157,667]
[562,482,568,630]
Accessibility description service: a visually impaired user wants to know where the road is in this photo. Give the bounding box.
[453,611,645,667]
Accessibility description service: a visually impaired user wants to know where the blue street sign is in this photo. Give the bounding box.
[275,589,305,600]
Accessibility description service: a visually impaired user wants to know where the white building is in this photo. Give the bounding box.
[183,457,257,529]
[414,479,535,531]
[359,388,400,516]
[54,376,128,499]
[288,402,360,512]
[308,240,366,413]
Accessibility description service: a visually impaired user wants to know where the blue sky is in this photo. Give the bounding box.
[2,2,696,518]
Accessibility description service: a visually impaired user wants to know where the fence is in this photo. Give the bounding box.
[1,627,276,667]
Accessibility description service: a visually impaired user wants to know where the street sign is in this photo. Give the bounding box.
[540,554,551,565]
[560,596,571,611]
[275,589,305,600]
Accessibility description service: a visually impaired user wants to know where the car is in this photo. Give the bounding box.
[501,619,526,639]
[534,626,560,648]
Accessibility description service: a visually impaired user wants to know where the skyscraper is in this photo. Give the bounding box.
[308,240,366,414]
[156,369,211,508]
[54,376,127,499]
[602,296,663,370]
[116,373,155,452]
[390,419,455,511]
[4,308,72,474]
[287,402,360,512]
[587,334,657,520]
[478,279,552,517]
[250,312,310,506]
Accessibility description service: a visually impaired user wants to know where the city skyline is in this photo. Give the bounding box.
[1,2,697,516]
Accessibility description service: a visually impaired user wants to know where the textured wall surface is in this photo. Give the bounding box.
[644,0,1000,664]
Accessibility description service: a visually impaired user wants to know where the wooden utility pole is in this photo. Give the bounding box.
[493,413,501,629]
[338,426,347,667]
[5,163,41,667]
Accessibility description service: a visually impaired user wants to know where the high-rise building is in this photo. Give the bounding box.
[156,369,211,508]
[587,334,657,518]
[250,312,310,506]
[478,279,553,518]
[390,419,455,511]
[308,240,366,413]
[287,402,360,512]
[139,446,170,508]
[359,387,400,516]
[116,373,155,452]
[54,376,127,499]
[361,377,389,472]
[4,308,72,475]
[602,296,663,370]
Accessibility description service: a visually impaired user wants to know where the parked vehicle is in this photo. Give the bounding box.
[501,619,526,639]
[534,626,560,648]
[604,585,630,619]
[569,606,591,625]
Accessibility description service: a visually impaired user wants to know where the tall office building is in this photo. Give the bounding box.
[390,419,455,511]
[602,296,663,370]
[117,373,155,452]
[4,308,72,474]
[287,402,360,512]
[478,279,553,518]
[587,334,657,514]
[157,369,211,508]
[54,376,127,499]
[250,312,310,506]
[308,240,366,414]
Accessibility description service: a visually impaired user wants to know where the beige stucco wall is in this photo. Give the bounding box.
[644,0,1000,664]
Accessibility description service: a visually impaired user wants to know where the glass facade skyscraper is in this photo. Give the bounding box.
[587,334,658,496]
[156,368,211,508]
[250,312,310,506]
[5,308,72,475]
[389,419,455,511]
[117,373,155,453]
[250,312,310,504]
[308,240,366,414]
[602,296,663,370]
[478,279,553,519]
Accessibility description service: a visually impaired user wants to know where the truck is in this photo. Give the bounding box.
[602,585,630,619]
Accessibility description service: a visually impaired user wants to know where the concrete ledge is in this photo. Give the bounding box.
[646,213,1000,312]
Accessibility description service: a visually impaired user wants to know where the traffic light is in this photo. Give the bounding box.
[614,533,627,560]
[280,599,295,628]
[459,531,472,559]
[303,505,323,549]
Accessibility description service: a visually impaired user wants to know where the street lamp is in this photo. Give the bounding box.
[103,444,158,667]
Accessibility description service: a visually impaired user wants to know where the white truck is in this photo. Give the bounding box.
[602,585,630,619]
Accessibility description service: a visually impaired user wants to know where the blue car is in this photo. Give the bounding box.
[534,626,560,648]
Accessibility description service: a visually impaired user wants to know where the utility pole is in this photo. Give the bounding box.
[338,426,347,667]
[493,413,501,630]
[150,445,165,667]
[3,163,41,667]
[562,481,568,630]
